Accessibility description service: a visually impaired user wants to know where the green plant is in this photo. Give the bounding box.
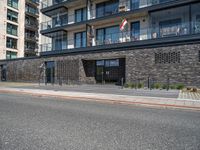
[130,83,136,89]
[137,83,144,89]
[154,83,161,89]
[169,85,176,90]
[176,84,185,90]
[162,84,168,89]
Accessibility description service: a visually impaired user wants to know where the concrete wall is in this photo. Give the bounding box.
[0,43,200,87]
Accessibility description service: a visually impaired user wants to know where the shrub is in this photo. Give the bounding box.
[162,84,168,89]
[131,83,136,89]
[137,83,144,89]
[154,83,161,89]
[176,84,185,90]
[169,85,176,90]
[124,83,131,88]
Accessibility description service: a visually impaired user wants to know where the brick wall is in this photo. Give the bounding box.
[0,43,200,87]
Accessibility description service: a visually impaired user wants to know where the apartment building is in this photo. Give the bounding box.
[25,0,40,57]
[0,0,200,86]
[0,0,39,60]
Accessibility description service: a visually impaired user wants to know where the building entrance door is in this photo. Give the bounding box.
[95,58,125,84]
[45,61,55,84]
[0,64,7,81]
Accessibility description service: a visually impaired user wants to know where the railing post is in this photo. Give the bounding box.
[148,76,150,89]
[167,76,170,91]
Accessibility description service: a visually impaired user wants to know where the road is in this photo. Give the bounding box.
[0,93,199,150]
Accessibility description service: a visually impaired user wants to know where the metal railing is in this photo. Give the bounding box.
[40,22,200,52]
[25,22,38,28]
[41,0,68,9]
[26,0,39,5]
[25,33,38,41]
[41,0,175,9]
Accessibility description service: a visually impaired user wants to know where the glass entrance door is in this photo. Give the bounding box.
[95,58,125,84]
[45,61,55,84]
[96,60,104,83]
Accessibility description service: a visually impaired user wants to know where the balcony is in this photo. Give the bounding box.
[40,22,200,54]
[25,22,39,30]
[41,0,68,9]
[26,6,39,17]
[40,0,186,33]
[41,13,68,30]
[25,33,38,42]
[26,0,39,6]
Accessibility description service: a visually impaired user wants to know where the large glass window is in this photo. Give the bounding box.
[96,0,119,18]
[6,37,17,49]
[52,34,67,51]
[52,13,68,27]
[75,8,87,23]
[96,26,119,45]
[74,32,86,48]
[150,6,190,38]
[159,18,182,37]
[191,3,200,34]
[7,0,18,9]
[7,23,18,36]
[6,51,17,59]
[7,9,18,23]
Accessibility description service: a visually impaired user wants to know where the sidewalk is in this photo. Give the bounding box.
[0,82,200,110]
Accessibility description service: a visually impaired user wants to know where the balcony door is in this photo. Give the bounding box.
[131,21,140,41]
[96,26,119,45]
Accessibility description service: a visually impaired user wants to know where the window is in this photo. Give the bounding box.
[7,9,18,23]
[26,5,38,15]
[96,60,104,66]
[7,0,18,9]
[191,3,200,34]
[75,8,86,23]
[96,0,119,18]
[6,51,17,59]
[131,0,139,10]
[6,37,17,49]
[74,32,86,48]
[96,26,119,45]
[52,13,68,27]
[155,52,180,64]
[105,59,119,67]
[7,23,18,36]
[159,18,182,37]
[131,21,140,41]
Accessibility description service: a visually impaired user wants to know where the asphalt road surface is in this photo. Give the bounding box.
[0,93,199,150]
